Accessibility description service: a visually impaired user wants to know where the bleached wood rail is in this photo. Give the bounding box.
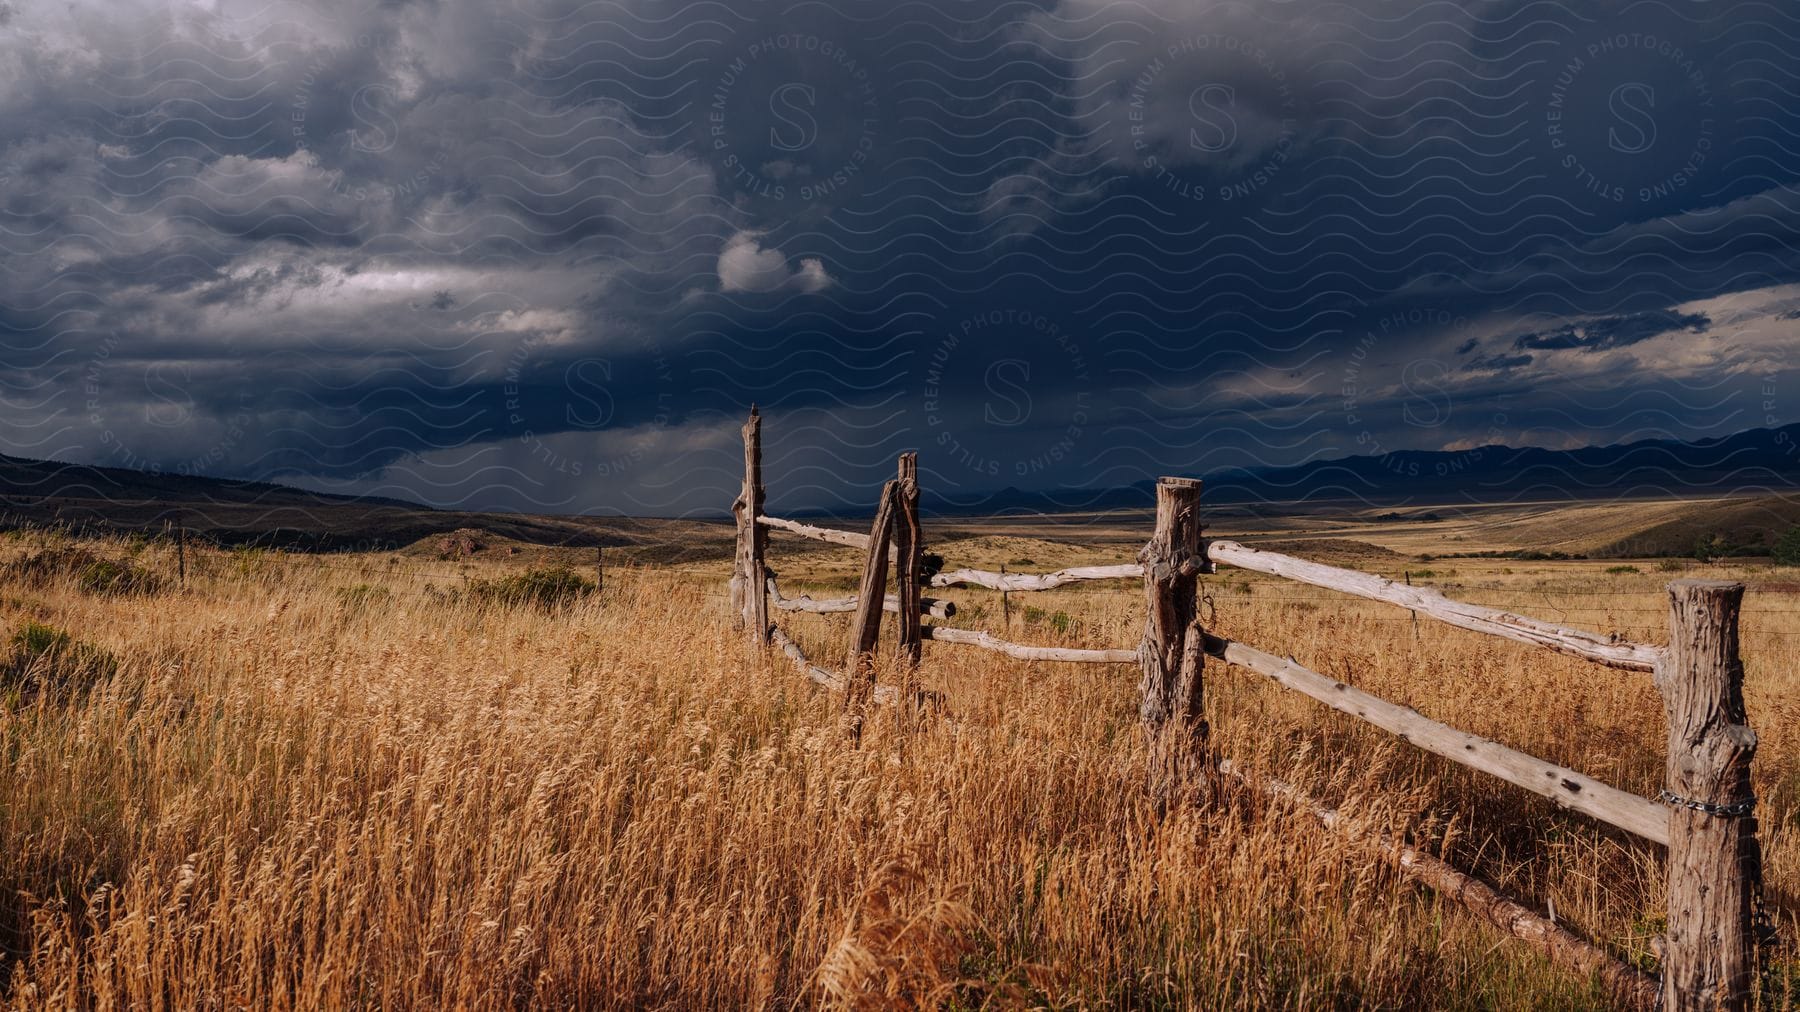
[1203,632,1668,845]
[1204,540,1660,671]
[726,407,1764,1011]
[767,576,955,619]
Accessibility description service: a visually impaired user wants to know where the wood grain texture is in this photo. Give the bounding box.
[928,563,1143,591]
[731,408,769,644]
[893,453,923,667]
[758,514,881,552]
[842,480,898,732]
[1141,477,1207,809]
[1656,579,1758,1012]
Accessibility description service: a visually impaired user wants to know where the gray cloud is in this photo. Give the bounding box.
[2,0,1798,514]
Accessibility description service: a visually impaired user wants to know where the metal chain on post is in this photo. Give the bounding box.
[1656,790,1755,818]
[1655,786,1777,947]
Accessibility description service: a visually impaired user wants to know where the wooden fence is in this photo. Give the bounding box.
[724,407,1769,1011]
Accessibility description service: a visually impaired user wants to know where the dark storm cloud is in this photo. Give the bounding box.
[2,0,1799,514]
[1512,310,1711,352]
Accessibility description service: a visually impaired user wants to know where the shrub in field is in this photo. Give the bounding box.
[77,557,164,595]
[1020,605,1073,634]
[1605,565,1640,575]
[1775,525,1800,567]
[467,565,595,609]
[231,545,271,577]
[335,583,392,614]
[4,546,163,596]
[1,620,116,703]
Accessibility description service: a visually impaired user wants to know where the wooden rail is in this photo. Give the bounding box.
[922,625,1137,663]
[929,564,1142,591]
[759,515,1143,592]
[767,577,955,619]
[1206,540,1661,672]
[770,627,899,705]
[1202,632,1669,845]
[1218,757,1658,1010]
[758,514,880,552]
[727,409,1764,1010]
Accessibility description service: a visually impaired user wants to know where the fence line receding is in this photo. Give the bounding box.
[723,407,1766,1012]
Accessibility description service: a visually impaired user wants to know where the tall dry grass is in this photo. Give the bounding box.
[0,531,1795,1009]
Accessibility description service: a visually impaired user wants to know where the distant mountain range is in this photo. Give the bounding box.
[924,424,1800,515]
[0,453,718,556]
[4,426,1798,546]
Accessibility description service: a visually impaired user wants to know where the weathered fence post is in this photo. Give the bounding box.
[176,522,187,587]
[594,545,604,593]
[844,479,899,738]
[730,407,770,644]
[1656,579,1760,1012]
[1139,477,1209,810]
[893,453,923,666]
[1000,564,1011,628]
[892,453,925,725]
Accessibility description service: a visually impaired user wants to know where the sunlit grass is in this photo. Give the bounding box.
[0,528,1795,1009]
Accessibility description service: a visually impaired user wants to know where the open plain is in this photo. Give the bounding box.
[0,501,1795,1009]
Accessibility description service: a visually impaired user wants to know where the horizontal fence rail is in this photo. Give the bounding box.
[1201,632,1670,845]
[767,576,956,619]
[929,563,1143,591]
[757,514,880,552]
[922,625,1138,664]
[1206,540,1663,672]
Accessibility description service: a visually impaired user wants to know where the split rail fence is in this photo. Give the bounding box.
[723,407,1769,1011]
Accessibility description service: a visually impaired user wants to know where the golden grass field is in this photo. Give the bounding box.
[0,520,1796,1009]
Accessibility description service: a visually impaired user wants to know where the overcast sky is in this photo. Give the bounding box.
[2,0,1797,516]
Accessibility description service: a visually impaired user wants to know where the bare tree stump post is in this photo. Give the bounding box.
[893,453,923,666]
[730,407,770,644]
[1657,579,1760,1012]
[892,453,924,723]
[1138,477,1210,811]
[844,480,899,740]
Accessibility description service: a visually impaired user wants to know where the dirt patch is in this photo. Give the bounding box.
[1249,538,1407,564]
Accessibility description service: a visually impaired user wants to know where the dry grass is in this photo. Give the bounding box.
[0,528,1796,1009]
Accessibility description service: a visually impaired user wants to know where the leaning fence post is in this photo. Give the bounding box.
[730,406,770,644]
[844,480,899,738]
[1138,476,1209,810]
[1656,579,1760,1012]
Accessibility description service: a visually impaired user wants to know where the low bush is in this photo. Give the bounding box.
[5,546,164,596]
[1,621,117,704]
[1775,526,1800,567]
[335,583,392,614]
[467,566,595,610]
